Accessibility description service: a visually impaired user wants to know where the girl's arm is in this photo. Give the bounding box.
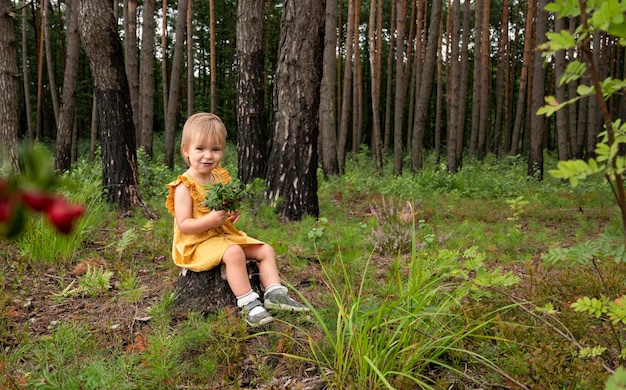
[174,183,227,234]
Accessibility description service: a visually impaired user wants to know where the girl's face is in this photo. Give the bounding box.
[184,135,224,179]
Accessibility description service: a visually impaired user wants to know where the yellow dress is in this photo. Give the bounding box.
[165,167,263,272]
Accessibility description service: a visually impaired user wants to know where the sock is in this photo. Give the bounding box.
[236,291,264,316]
[264,284,288,298]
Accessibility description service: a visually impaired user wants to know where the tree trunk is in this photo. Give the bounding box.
[367,0,382,168]
[186,0,194,117]
[511,0,534,156]
[236,0,267,184]
[468,0,482,158]
[161,0,168,131]
[554,16,569,161]
[0,0,20,170]
[174,262,262,315]
[337,0,354,173]
[393,0,407,175]
[43,0,59,130]
[433,19,443,163]
[446,0,460,173]
[528,0,546,179]
[493,0,509,156]
[55,0,80,173]
[77,0,143,210]
[383,0,396,153]
[455,0,470,167]
[477,0,490,158]
[209,0,216,113]
[318,0,339,177]
[139,0,156,157]
[164,0,188,169]
[351,0,362,154]
[266,0,324,221]
[124,0,140,139]
[410,0,441,171]
[21,0,32,143]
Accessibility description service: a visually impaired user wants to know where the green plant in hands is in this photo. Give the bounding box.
[202,179,248,212]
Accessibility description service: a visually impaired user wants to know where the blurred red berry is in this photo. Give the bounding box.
[21,190,55,212]
[46,197,85,234]
[0,197,13,223]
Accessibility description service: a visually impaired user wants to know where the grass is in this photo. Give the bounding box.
[0,146,622,389]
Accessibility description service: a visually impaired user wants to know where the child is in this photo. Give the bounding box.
[165,112,309,327]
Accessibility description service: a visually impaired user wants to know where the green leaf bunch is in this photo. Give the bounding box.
[201,179,248,212]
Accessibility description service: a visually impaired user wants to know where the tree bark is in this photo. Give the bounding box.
[493,0,509,156]
[446,0,461,173]
[0,0,20,170]
[455,0,470,167]
[318,0,339,177]
[124,0,140,138]
[139,0,156,157]
[383,0,396,153]
[77,0,143,210]
[174,262,262,315]
[209,0,216,113]
[186,0,194,117]
[410,0,441,171]
[266,0,324,221]
[164,0,188,169]
[236,0,267,184]
[511,0,534,156]
[55,0,80,172]
[21,0,32,144]
[554,15,569,161]
[528,0,546,179]
[351,0,362,154]
[43,0,59,130]
[337,0,354,173]
[392,0,407,175]
[367,0,383,168]
[477,0,490,158]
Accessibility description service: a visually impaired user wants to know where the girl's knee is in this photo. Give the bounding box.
[223,245,246,263]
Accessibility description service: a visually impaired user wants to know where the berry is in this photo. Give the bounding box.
[46,197,85,234]
[21,190,55,212]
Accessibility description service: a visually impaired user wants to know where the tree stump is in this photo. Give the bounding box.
[173,260,263,315]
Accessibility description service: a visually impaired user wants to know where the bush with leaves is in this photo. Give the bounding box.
[539,0,626,385]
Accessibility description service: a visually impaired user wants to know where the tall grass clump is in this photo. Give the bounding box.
[16,154,109,266]
[278,240,521,388]
[17,160,107,264]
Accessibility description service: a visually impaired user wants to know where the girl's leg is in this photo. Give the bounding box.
[242,243,281,288]
[243,244,309,312]
[223,245,274,326]
[222,245,254,296]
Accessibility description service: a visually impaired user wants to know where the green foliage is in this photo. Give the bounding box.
[274,243,520,389]
[539,0,626,385]
[202,179,248,212]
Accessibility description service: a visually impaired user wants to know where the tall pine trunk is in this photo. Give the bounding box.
[55,0,80,172]
[77,0,143,210]
[236,0,267,183]
[318,0,339,177]
[266,0,324,221]
[0,0,20,169]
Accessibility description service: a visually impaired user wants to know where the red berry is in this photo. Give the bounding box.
[0,197,13,223]
[46,197,85,234]
[21,190,55,212]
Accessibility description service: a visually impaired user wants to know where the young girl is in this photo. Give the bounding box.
[165,112,308,327]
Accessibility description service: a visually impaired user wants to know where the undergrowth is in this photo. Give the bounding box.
[0,146,617,389]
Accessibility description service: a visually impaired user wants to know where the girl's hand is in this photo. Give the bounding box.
[207,209,228,227]
[227,210,241,223]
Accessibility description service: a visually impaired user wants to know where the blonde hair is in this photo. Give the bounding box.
[180,113,227,164]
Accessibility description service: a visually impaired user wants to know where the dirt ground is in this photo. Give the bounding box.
[2,252,332,389]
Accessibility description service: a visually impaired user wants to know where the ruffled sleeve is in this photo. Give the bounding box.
[165,174,205,216]
[164,176,183,216]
